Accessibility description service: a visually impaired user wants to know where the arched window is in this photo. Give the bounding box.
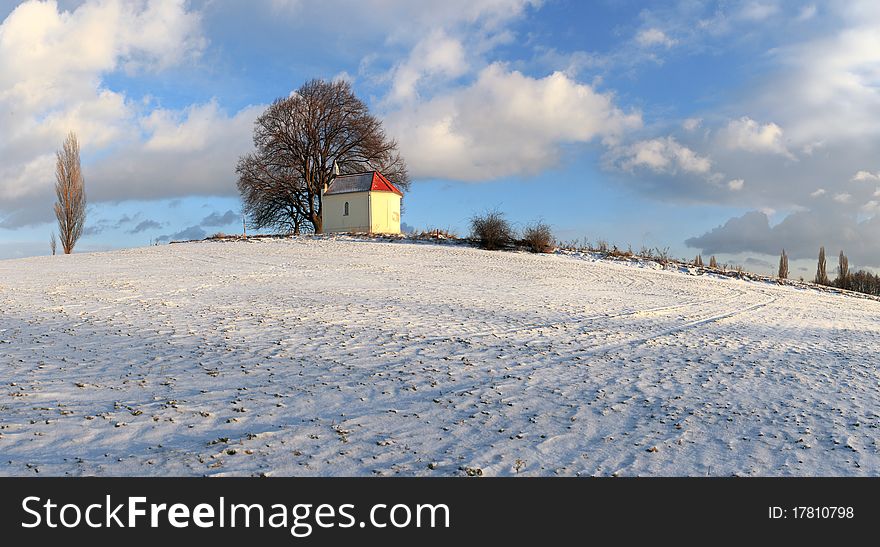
[344,202,349,216]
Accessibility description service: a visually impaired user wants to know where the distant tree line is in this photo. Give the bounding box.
[802,246,880,296]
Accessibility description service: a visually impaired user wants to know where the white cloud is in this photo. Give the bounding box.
[332,70,354,83]
[862,200,880,214]
[387,29,469,103]
[833,192,852,203]
[615,136,712,175]
[88,102,264,202]
[740,2,779,21]
[636,28,676,48]
[266,0,542,42]
[0,0,209,227]
[810,188,826,197]
[720,117,794,158]
[852,170,880,182]
[0,0,203,109]
[386,64,641,180]
[728,178,745,191]
[765,7,880,145]
[682,117,702,131]
[796,5,817,22]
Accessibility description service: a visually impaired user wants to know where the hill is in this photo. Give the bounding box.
[1,237,879,476]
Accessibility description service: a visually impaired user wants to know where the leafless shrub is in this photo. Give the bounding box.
[521,222,555,253]
[709,255,718,268]
[49,232,57,256]
[470,210,514,250]
[53,132,87,254]
[654,246,670,263]
[595,239,609,253]
[209,232,227,239]
[607,245,633,258]
[694,254,703,267]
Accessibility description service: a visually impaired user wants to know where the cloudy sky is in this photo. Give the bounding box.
[2,1,880,276]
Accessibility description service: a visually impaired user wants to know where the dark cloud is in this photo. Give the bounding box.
[83,219,110,236]
[400,222,416,234]
[200,209,239,227]
[0,203,53,229]
[744,257,772,269]
[156,225,206,243]
[128,220,163,234]
[686,209,880,268]
[152,209,238,244]
[115,214,135,226]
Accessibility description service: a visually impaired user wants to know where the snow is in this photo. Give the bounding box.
[1,237,879,476]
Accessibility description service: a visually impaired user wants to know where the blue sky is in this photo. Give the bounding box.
[2,1,880,277]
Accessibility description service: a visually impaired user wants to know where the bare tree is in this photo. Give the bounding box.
[778,249,789,279]
[694,254,703,267]
[815,246,828,285]
[49,232,57,256]
[709,255,718,269]
[237,79,409,234]
[53,132,87,254]
[837,250,849,289]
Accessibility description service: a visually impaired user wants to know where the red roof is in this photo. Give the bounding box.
[369,171,403,196]
[324,171,403,196]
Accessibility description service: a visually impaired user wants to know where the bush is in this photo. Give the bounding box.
[470,210,514,250]
[522,222,555,253]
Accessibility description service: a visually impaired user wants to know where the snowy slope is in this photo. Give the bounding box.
[1,237,879,476]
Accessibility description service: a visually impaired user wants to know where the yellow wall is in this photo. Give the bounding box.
[323,192,370,233]
[322,191,401,234]
[369,191,402,234]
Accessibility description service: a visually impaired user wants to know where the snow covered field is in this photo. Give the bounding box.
[2,237,880,476]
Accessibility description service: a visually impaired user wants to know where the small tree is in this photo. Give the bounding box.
[815,246,828,285]
[470,210,514,250]
[53,132,87,254]
[837,250,849,290]
[694,254,703,267]
[778,249,789,279]
[49,232,57,256]
[709,255,718,268]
